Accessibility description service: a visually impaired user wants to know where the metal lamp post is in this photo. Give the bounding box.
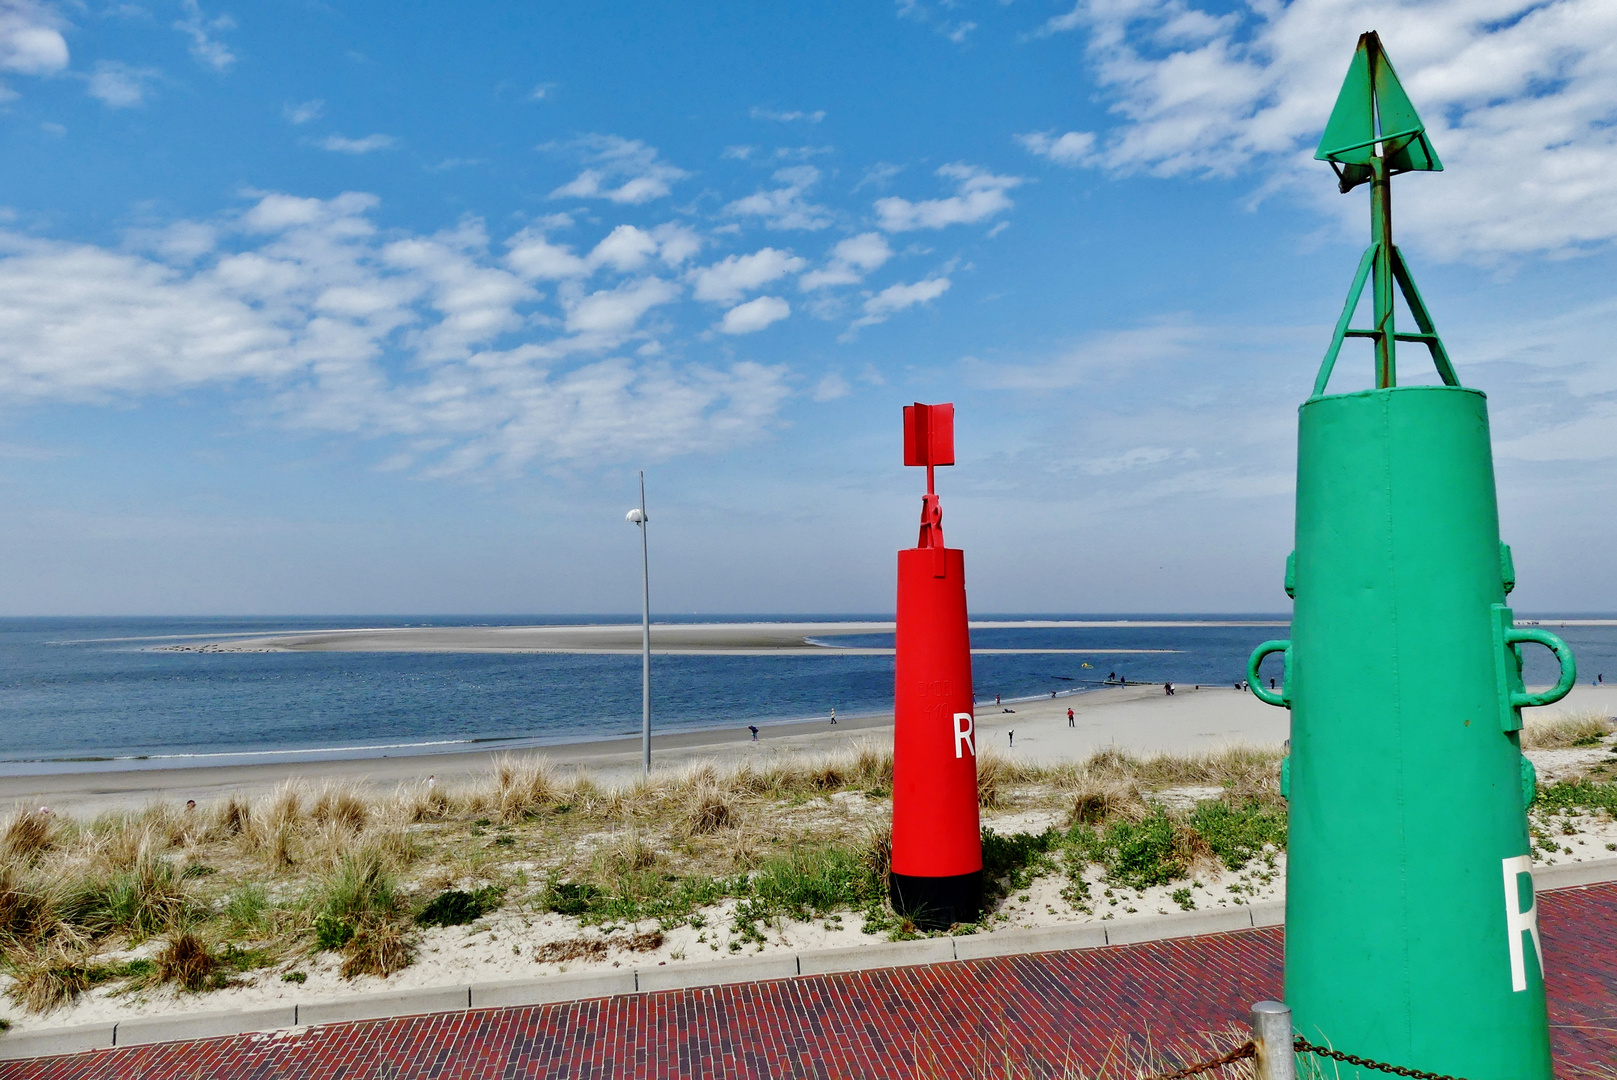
[625,473,652,779]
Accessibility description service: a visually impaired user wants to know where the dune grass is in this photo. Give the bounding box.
[0,742,1300,1014]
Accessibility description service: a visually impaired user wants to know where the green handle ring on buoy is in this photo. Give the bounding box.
[1247,639,1292,708]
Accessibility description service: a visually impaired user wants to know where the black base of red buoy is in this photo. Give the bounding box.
[890,870,983,930]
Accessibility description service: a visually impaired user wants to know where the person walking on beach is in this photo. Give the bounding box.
[1008,730,1015,749]
[748,725,759,741]
[1165,682,1174,696]
[829,707,836,725]
[1067,707,1075,727]
[995,694,1001,705]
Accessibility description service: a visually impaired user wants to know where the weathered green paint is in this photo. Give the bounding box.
[1317,31,1441,193]
[1261,386,1572,1079]
[1248,30,1578,1080]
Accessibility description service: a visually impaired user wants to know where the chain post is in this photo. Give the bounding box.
[1250,1001,1296,1080]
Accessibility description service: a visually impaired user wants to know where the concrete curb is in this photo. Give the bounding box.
[0,1023,116,1062]
[1534,856,1617,891]
[635,954,799,993]
[113,1007,295,1048]
[5,865,1612,1061]
[295,985,471,1028]
[471,970,635,1010]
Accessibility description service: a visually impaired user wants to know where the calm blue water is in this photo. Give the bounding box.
[1,615,1613,774]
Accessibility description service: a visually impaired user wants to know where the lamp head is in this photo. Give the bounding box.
[625,508,647,524]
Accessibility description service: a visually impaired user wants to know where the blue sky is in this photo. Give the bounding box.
[0,0,1614,615]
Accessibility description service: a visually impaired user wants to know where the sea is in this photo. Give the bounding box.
[1,615,1613,776]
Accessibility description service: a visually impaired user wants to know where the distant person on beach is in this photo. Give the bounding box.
[1067,707,1075,727]
[829,708,836,725]
[1008,730,1014,748]
[1107,672,1116,682]
[995,694,1001,705]
[748,725,759,741]
[1051,691,1057,698]
[1165,682,1174,696]
[1270,678,1276,691]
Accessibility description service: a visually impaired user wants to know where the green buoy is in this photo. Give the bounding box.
[1246,31,1577,1080]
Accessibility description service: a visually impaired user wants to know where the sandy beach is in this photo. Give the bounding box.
[6,682,1612,816]
[1,683,1279,816]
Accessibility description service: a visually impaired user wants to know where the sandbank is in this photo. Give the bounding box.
[156,619,1283,655]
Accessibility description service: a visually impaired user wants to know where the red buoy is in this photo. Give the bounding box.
[890,402,982,929]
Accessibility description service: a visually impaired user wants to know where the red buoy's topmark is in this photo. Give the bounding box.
[890,402,983,929]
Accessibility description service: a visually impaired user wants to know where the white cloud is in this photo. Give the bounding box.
[528,82,554,101]
[0,0,67,75]
[689,248,807,304]
[505,220,702,282]
[174,0,235,72]
[86,61,158,108]
[283,99,324,125]
[321,133,397,154]
[874,163,1023,231]
[719,295,790,335]
[550,135,688,205]
[1044,0,1617,259]
[853,277,950,327]
[1017,130,1096,166]
[0,192,788,472]
[562,275,680,337]
[811,372,851,401]
[587,224,659,274]
[800,232,893,290]
[896,0,976,44]
[725,165,834,230]
[750,107,825,123]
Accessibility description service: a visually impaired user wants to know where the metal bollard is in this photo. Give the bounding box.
[1250,1001,1295,1080]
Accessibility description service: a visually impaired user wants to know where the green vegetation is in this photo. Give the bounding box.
[415,886,504,927]
[0,742,1308,1018]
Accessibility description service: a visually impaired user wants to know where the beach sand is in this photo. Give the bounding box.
[6,683,1612,816]
[1,684,1280,816]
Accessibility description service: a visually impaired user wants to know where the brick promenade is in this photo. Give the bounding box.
[5,883,1616,1079]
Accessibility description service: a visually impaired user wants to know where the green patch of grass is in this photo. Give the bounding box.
[1187,799,1286,871]
[66,856,191,939]
[89,956,156,986]
[223,885,270,933]
[415,886,504,928]
[545,880,600,916]
[1088,808,1183,890]
[312,853,404,952]
[1171,886,1195,911]
[981,828,1061,905]
[217,944,278,973]
[752,848,878,917]
[1537,779,1617,816]
[281,970,307,983]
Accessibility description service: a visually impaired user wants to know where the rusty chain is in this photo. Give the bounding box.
[1293,1035,1468,1080]
[1140,1040,1256,1080]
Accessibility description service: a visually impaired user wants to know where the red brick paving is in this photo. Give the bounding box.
[5,883,1616,1079]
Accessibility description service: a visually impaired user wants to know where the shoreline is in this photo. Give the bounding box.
[7,684,1611,817]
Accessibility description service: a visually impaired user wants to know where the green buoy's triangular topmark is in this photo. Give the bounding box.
[1316,31,1441,193]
